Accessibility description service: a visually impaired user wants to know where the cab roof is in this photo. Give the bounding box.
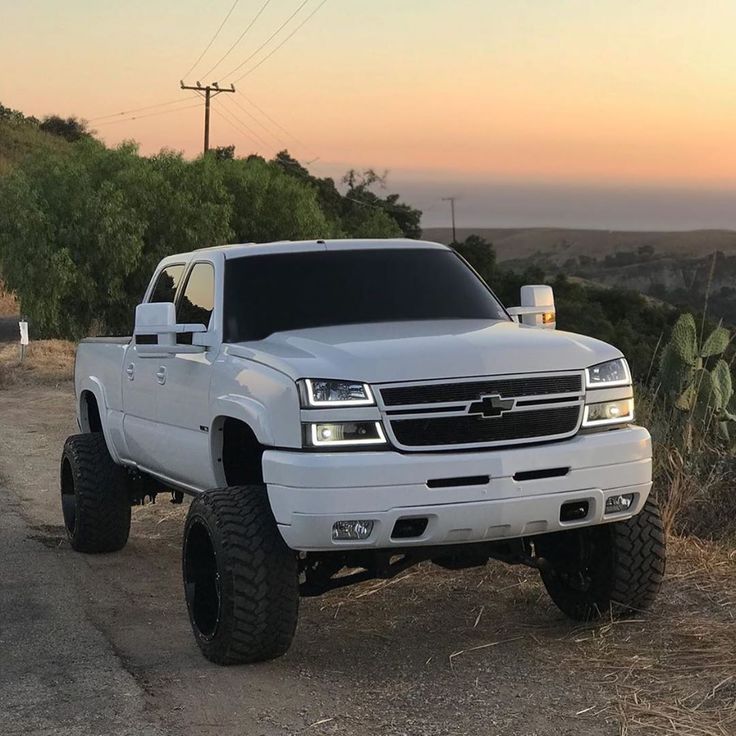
[176,238,449,261]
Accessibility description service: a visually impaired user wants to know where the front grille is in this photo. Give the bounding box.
[378,372,584,450]
[390,406,581,447]
[380,374,582,406]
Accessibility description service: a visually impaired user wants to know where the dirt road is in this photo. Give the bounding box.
[1,385,733,736]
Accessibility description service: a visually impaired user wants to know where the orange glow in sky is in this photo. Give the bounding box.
[4,0,736,189]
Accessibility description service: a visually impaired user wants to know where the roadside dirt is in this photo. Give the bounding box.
[0,384,734,736]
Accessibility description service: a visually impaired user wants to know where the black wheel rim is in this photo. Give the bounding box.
[184,520,222,639]
[60,457,77,534]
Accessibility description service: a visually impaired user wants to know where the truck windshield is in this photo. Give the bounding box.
[223,248,508,342]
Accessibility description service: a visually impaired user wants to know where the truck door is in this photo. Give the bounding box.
[153,260,219,491]
[121,263,186,471]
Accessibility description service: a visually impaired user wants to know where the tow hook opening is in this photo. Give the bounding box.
[391,517,429,539]
[560,500,590,523]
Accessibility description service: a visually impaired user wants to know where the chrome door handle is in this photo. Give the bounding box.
[125,364,135,380]
[156,367,167,385]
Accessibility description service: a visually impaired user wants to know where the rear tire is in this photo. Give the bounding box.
[182,485,299,665]
[537,496,666,621]
[60,433,131,553]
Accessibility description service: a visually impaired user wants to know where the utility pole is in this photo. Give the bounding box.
[180,81,236,154]
[442,196,458,243]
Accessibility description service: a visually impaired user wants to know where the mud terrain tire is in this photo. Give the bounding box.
[537,496,666,620]
[60,433,131,553]
[182,485,299,665]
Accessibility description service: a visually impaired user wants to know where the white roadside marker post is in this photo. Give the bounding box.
[19,317,29,362]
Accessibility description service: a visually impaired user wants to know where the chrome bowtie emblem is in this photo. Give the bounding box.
[467,394,515,418]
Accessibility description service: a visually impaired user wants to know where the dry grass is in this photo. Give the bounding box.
[561,537,736,735]
[323,535,736,735]
[0,282,18,315]
[0,339,75,388]
[636,389,736,543]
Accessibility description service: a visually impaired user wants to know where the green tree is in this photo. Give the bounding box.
[0,143,144,337]
[453,235,497,284]
[341,168,421,238]
[213,145,235,161]
[0,141,234,338]
[221,156,331,243]
[274,153,421,238]
[39,115,90,142]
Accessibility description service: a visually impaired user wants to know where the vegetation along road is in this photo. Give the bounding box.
[0,374,734,736]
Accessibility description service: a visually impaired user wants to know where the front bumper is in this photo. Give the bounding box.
[263,426,652,551]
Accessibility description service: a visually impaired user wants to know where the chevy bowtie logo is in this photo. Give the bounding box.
[467,394,515,418]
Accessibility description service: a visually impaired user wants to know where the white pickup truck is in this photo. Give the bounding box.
[63,238,665,665]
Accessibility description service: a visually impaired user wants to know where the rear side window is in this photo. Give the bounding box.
[177,263,215,328]
[149,265,185,303]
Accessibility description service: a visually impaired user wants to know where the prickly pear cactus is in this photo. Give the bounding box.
[658,314,734,440]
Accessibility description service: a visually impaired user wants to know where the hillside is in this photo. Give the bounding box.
[425,227,736,325]
[422,227,736,262]
[0,116,70,175]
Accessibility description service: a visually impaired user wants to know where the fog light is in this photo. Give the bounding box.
[605,493,634,514]
[304,421,387,447]
[332,520,374,540]
[583,398,634,427]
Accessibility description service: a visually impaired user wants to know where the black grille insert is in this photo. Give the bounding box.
[380,375,582,406]
[427,475,490,489]
[514,467,570,482]
[390,406,580,447]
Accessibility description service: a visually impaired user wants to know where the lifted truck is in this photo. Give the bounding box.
[62,239,665,665]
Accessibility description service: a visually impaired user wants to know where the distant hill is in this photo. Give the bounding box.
[425,226,736,326]
[422,227,736,262]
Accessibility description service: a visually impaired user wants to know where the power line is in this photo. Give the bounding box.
[94,101,202,126]
[89,98,184,122]
[222,94,286,146]
[201,0,274,80]
[216,98,270,147]
[182,0,241,80]
[219,0,310,81]
[232,0,329,83]
[209,101,264,150]
[238,91,308,150]
[344,195,416,215]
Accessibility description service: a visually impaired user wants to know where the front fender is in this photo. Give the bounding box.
[210,394,277,446]
[210,355,302,449]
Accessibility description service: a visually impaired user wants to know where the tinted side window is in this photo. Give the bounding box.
[177,263,215,328]
[149,265,185,303]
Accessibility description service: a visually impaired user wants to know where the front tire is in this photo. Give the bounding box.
[60,433,131,553]
[536,496,666,621]
[182,485,299,665]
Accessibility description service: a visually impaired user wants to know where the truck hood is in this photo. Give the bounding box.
[226,319,622,383]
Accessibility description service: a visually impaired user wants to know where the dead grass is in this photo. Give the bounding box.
[561,537,736,735]
[322,535,736,735]
[0,339,75,388]
[0,282,18,315]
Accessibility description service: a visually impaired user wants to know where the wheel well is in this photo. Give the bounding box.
[80,391,102,433]
[219,418,264,486]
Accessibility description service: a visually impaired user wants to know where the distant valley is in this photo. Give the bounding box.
[424,227,736,325]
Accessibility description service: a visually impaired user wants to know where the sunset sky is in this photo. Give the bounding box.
[4,1,736,228]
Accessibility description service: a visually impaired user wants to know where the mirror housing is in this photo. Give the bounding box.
[507,285,556,329]
[133,302,208,356]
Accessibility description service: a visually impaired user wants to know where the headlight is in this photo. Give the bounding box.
[304,421,387,447]
[582,398,634,427]
[585,358,630,388]
[299,379,375,407]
